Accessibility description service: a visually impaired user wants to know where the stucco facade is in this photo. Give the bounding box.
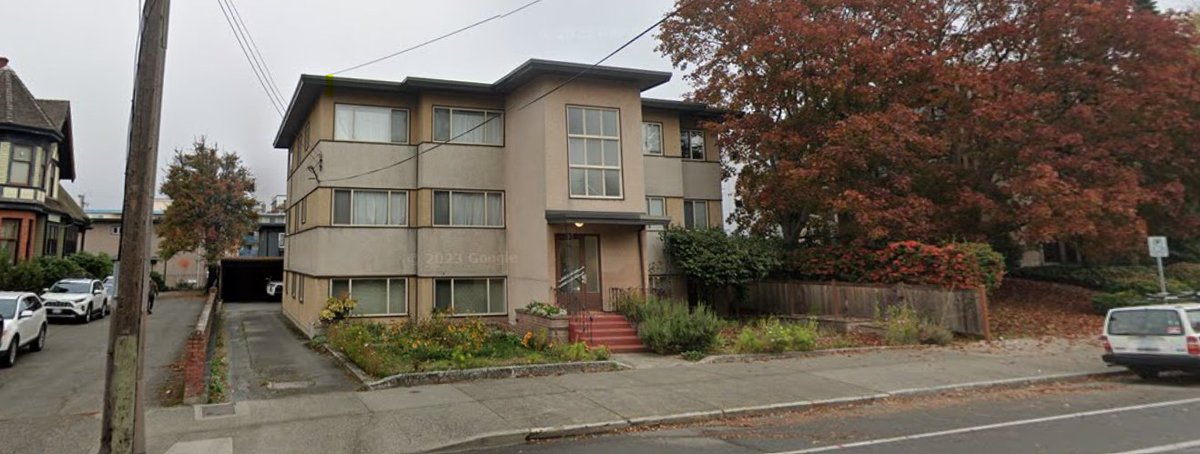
[82,212,208,287]
[274,60,724,336]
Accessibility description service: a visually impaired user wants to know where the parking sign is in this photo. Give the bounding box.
[1148,236,1169,258]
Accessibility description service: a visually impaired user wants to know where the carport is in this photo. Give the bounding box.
[219,257,283,303]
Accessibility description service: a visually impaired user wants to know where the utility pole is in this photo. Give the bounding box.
[101,0,171,452]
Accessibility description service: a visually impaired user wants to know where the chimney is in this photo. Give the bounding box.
[0,57,8,69]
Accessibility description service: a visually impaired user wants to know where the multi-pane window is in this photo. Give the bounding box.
[9,145,33,186]
[0,220,19,264]
[44,224,61,257]
[642,122,662,155]
[681,129,705,160]
[433,107,504,145]
[334,104,409,143]
[684,200,709,229]
[331,278,407,316]
[332,189,408,226]
[434,278,506,315]
[646,196,666,230]
[567,106,622,198]
[432,191,503,227]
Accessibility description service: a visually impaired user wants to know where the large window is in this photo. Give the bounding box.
[0,220,19,264]
[642,122,663,155]
[646,196,666,230]
[9,145,34,186]
[334,104,409,143]
[567,106,622,198]
[433,190,503,227]
[331,278,407,316]
[681,129,705,160]
[44,223,61,257]
[684,200,709,229]
[332,189,408,226]
[434,278,505,315]
[433,107,504,145]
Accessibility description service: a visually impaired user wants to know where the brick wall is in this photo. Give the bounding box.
[513,309,570,344]
[182,290,220,404]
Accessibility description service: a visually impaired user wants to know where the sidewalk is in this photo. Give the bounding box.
[147,340,1112,454]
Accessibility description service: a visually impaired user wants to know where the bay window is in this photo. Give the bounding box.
[567,106,622,198]
[434,278,505,315]
[433,107,504,145]
[432,190,503,227]
[332,189,408,226]
[9,145,34,186]
[334,104,409,143]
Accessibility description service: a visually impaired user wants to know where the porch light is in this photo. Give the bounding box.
[574,222,584,228]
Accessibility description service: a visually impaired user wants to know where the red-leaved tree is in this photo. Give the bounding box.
[659,0,1200,262]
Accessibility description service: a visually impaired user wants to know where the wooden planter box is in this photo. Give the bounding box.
[514,308,570,344]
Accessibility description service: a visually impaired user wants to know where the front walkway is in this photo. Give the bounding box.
[224,303,357,401]
[146,339,1111,454]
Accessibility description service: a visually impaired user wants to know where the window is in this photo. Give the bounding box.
[642,122,663,155]
[278,233,286,250]
[44,224,61,257]
[432,191,503,227]
[300,198,307,225]
[0,219,19,263]
[334,104,409,143]
[433,107,503,145]
[1107,309,1184,336]
[646,197,666,230]
[684,200,709,229]
[330,278,407,316]
[298,275,305,303]
[681,129,705,160]
[567,106,622,198]
[9,145,34,186]
[434,278,505,315]
[332,189,408,226]
[110,226,121,235]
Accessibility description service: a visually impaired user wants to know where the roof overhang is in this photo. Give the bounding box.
[545,210,670,226]
[493,59,671,93]
[641,98,726,118]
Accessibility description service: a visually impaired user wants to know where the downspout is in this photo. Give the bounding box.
[637,226,646,292]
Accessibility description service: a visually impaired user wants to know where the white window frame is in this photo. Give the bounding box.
[433,106,505,146]
[329,277,408,316]
[331,189,409,227]
[567,105,623,199]
[684,199,710,229]
[333,104,410,144]
[433,277,506,316]
[278,232,286,250]
[432,190,504,228]
[642,122,663,156]
[681,129,706,161]
[646,196,666,231]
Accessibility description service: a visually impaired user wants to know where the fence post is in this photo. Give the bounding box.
[977,286,991,341]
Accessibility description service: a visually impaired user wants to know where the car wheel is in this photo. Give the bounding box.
[1131,367,1160,380]
[2,336,18,367]
[30,325,45,352]
[102,301,110,317]
[83,305,93,324]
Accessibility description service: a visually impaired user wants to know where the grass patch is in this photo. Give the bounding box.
[206,308,229,403]
[324,315,610,378]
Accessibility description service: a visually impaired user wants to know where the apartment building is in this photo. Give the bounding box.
[273,59,723,336]
[83,207,208,287]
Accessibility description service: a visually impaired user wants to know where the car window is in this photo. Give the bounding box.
[1108,309,1185,336]
[24,297,39,311]
[1187,310,1200,333]
[94,282,102,292]
[50,281,93,293]
[0,299,16,319]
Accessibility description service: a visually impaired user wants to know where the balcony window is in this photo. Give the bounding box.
[684,200,709,229]
[332,189,408,226]
[432,190,503,227]
[433,107,503,145]
[642,122,663,155]
[646,196,666,230]
[434,278,505,315]
[567,106,622,198]
[331,278,407,316]
[334,104,409,143]
[681,129,705,160]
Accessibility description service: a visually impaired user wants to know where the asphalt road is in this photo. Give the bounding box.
[475,375,1200,454]
[0,292,204,454]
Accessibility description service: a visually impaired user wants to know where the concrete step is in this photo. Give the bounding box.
[571,327,638,336]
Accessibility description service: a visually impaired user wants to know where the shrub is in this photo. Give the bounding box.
[681,350,706,361]
[150,270,166,291]
[661,227,782,296]
[319,295,357,322]
[733,318,818,354]
[790,241,1005,290]
[635,299,724,354]
[1091,291,1155,314]
[34,256,89,289]
[918,323,954,346]
[67,252,113,279]
[3,261,44,292]
[882,305,922,346]
[1012,265,1197,295]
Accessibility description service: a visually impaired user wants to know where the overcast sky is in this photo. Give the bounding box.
[1,0,1195,210]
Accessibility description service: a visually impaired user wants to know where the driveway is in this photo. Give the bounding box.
[0,291,205,454]
[224,303,356,401]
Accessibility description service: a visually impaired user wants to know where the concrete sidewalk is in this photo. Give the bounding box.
[147,340,1112,454]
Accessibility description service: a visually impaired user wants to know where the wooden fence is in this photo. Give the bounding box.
[724,281,990,338]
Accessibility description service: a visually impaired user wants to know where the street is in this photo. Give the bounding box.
[0,292,204,454]
[475,375,1200,454]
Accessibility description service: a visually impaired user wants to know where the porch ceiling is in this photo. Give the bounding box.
[545,210,669,226]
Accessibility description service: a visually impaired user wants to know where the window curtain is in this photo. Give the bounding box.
[352,191,388,225]
[643,123,661,154]
[333,190,352,224]
[452,110,485,144]
[482,112,503,144]
[353,108,391,142]
[389,192,408,225]
[452,192,485,226]
[488,279,506,313]
[453,279,489,314]
[388,279,407,314]
[352,279,388,315]
[486,193,503,226]
[334,105,354,140]
[390,110,409,143]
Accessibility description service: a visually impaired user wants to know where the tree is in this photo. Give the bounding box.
[68,251,114,279]
[658,0,1200,261]
[157,138,258,263]
[661,227,780,305]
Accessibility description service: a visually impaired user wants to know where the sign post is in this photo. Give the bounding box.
[1148,236,1169,296]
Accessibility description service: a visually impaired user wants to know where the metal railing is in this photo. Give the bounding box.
[557,267,592,344]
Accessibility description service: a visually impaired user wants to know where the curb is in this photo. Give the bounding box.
[428,368,1128,453]
[698,344,923,364]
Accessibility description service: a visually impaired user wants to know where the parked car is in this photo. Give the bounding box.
[41,278,109,323]
[1101,303,1200,379]
[102,275,115,296]
[266,279,283,297]
[0,292,48,367]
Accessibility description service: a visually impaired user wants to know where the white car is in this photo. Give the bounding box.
[42,278,109,323]
[266,280,283,297]
[1102,303,1200,379]
[0,291,48,367]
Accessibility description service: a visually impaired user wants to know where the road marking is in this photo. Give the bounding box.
[772,396,1200,453]
[1108,439,1200,454]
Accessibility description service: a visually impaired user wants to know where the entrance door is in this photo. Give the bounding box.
[555,234,602,311]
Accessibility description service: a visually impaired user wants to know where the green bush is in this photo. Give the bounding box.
[918,323,954,346]
[733,318,818,354]
[67,252,113,279]
[681,350,706,361]
[1011,265,1199,295]
[882,305,922,345]
[150,271,166,290]
[3,261,44,292]
[35,256,89,288]
[635,299,724,354]
[1091,291,1155,314]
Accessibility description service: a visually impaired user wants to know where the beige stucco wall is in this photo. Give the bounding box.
[682,161,723,200]
[644,157,684,197]
[416,143,505,190]
[503,77,553,316]
[82,219,207,287]
[414,229,507,277]
[287,228,416,277]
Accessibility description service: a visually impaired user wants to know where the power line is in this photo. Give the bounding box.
[215,0,284,115]
[319,0,695,183]
[219,0,286,109]
[329,0,544,76]
[224,0,286,105]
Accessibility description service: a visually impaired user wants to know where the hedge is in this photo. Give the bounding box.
[788,241,1006,290]
[1009,264,1200,294]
